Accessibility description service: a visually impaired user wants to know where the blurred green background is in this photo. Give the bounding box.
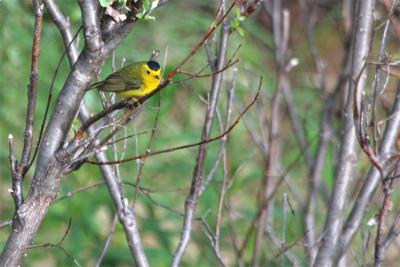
[1,0,397,266]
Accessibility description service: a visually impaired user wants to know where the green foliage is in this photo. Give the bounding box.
[99,0,114,7]
[231,7,247,37]
[136,0,159,20]
[99,0,159,18]
[99,0,128,8]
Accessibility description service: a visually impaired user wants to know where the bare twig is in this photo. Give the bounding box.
[0,220,12,230]
[95,214,118,267]
[20,0,43,175]
[266,223,302,267]
[176,59,239,78]
[374,178,394,267]
[200,218,227,267]
[54,181,152,203]
[8,134,23,209]
[383,0,400,40]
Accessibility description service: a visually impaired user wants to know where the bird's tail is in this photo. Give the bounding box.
[86,81,103,91]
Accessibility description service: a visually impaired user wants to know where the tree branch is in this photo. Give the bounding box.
[313,0,376,266]
[42,1,150,265]
[0,0,139,264]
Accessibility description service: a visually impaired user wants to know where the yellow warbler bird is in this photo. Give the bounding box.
[88,60,162,99]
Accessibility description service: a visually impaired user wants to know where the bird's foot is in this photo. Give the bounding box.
[126,97,140,110]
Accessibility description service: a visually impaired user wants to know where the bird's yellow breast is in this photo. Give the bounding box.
[117,79,160,98]
[117,63,161,99]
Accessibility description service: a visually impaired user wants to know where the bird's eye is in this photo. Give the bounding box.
[147,70,150,74]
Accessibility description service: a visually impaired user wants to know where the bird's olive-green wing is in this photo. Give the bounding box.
[95,71,142,93]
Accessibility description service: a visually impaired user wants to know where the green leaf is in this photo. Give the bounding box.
[236,26,245,37]
[117,0,130,10]
[136,0,159,20]
[99,0,114,7]
[231,7,247,37]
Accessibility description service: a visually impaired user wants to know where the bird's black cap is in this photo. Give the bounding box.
[147,61,160,71]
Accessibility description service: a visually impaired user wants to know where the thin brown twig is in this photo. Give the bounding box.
[266,223,302,267]
[374,163,398,267]
[172,44,242,85]
[200,217,227,267]
[20,0,43,174]
[374,184,393,267]
[383,0,400,41]
[176,59,239,78]
[352,62,384,174]
[270,230,306,264]
[381,208,400,249]
[54,181,153,203]
[106,130,148,146]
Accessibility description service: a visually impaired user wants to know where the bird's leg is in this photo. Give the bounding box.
[127,97,140,110]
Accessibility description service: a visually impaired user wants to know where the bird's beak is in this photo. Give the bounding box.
[155,75,160,80]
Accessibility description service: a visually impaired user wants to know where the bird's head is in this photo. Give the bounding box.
[142,60,161,85]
